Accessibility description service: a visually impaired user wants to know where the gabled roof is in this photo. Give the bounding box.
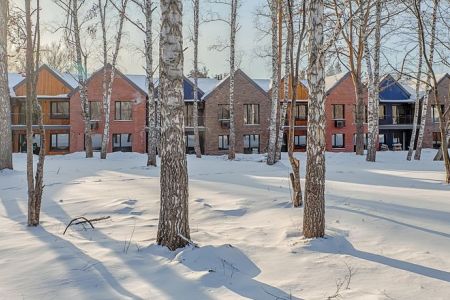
[13,64,78,96]
[379,74,413,102]
[7,73,25,97]
[325,71,351,94]
[126,74,159,94]
[190,78,221,98]
[202,69,269,101]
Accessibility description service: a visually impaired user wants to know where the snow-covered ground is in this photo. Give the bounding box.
[1,150,449,299]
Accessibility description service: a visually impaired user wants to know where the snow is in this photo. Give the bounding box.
[325,72,348,93]
[8,73,25,97]
[253,79,271,92]
[1,150,450,299]
[126,75,159,94]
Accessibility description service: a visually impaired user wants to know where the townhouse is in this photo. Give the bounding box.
[8,65,77,155]
[6,64,447,156]
[423,73,450,149]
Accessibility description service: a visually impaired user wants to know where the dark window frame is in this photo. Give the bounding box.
[332,133,345,148]
[50,101,70,119]
[332,104,345,120]
[112,133,133,152]
[244,104,260,125]
[50,133,70,151]
[243,134,260,154]
[295,103,308,120]
[114,101,133,121]
[218,135,229,150]
[89,101,102,121]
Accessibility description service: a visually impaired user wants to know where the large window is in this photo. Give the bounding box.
[295,104,307,120]
[218,104,230,120]
[379,134,385,144]
[243,134,260,154]
[113,133,132,152]
[432,105,444,123]
[353,105,368,123]
[379,105,386,119]
[50,133,69,151]
[89,101,102,121]
[294,135,307,148]
[50,101,69,119]
[219,135,229,150]
[332,134,345,148]
[244,104,260,125]
[332,104,345,120]
[115,101,132,121]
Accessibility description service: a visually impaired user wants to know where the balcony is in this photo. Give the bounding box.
[392,115,414,125]
[185,116,205,127]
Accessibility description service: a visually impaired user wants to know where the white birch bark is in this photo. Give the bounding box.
[228,0,238,160]
[72,0,93,158]
[415,0,437,161]
[192,0,202,158]
[145,0,157,166]
[267,0,279,165]
[407,27,423,161]
[0,0,13,170]
[99,0,128,159]
[157,0,190,251]
[365,0,381,162]
[304,0,326,238]
[275,2,286,162]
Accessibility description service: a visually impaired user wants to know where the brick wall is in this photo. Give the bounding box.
[325,73,368,152]
[203,70,271,155]
[423,75,450,148]
[70,68,147,154]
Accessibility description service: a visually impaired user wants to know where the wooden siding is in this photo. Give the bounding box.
[14,67,72,97]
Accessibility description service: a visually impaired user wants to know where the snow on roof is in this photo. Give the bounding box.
[400,80,426,101]
[253,79,271,92]
[125,75,159,93]
[50,68,79,89]
[325,72,348,93]
[8,73,24,97]
[194,78,221,97]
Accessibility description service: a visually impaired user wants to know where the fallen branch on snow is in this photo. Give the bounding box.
[63,216,111,235]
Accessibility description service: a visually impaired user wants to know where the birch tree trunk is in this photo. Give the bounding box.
[146,0,157,166]
[99,0,128,159]
[407,28,423,161]
[275,1,285,162]
[415,0,437,161]
[267,0,279,165]
[228,0,238,160]
[157,0,190,251]
[304,0,326,238]
[366,0,381,162]
[26,0,45,226]
[72,0,93,158]
[192,0,202,158]
[286,0,302,208]
[0,0,13,170]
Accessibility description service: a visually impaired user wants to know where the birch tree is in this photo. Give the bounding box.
[266,0,279,165]
[228,0,238,160]
[192,0,202,158]
[332,0,372,155]
[157,0,190,251]
[0,0,13,171]
[25,0,45,226]
[286,0,306,207]
[303,0,326,238]
[365,0,381,162]
[98,0,128,159]
[55,0,96,158]
[415,0,450,182]
[413,0,437,161]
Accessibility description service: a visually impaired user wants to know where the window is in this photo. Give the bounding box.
[243,134,260,154]
[91,134,102,151]
[50,133,69,151]
[112,133,132,152]
[379,134,385,144]
[89,102,102,121]
[379,105,386,119]
[432,105,444,123]
[218,104,230,120]
[332,134,345,148]
[294,135,307,148]
[50,101,69,119]
[115,101,132,120]
[353,133,368,146]
[19,134,41,153]
[332,104,345,120]
[185,104,193,126]
[218,135,229,150]
[244,104,260,125]
[295,104,307,120]
[432,132,441,149]
[393,132,401,144]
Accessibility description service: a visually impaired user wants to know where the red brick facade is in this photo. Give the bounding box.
[423,74,450,149]
[70,68,147,154]
[203,70,270,155]
[325,72,368,152]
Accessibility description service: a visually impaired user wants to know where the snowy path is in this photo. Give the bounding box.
[0,150,449,299]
